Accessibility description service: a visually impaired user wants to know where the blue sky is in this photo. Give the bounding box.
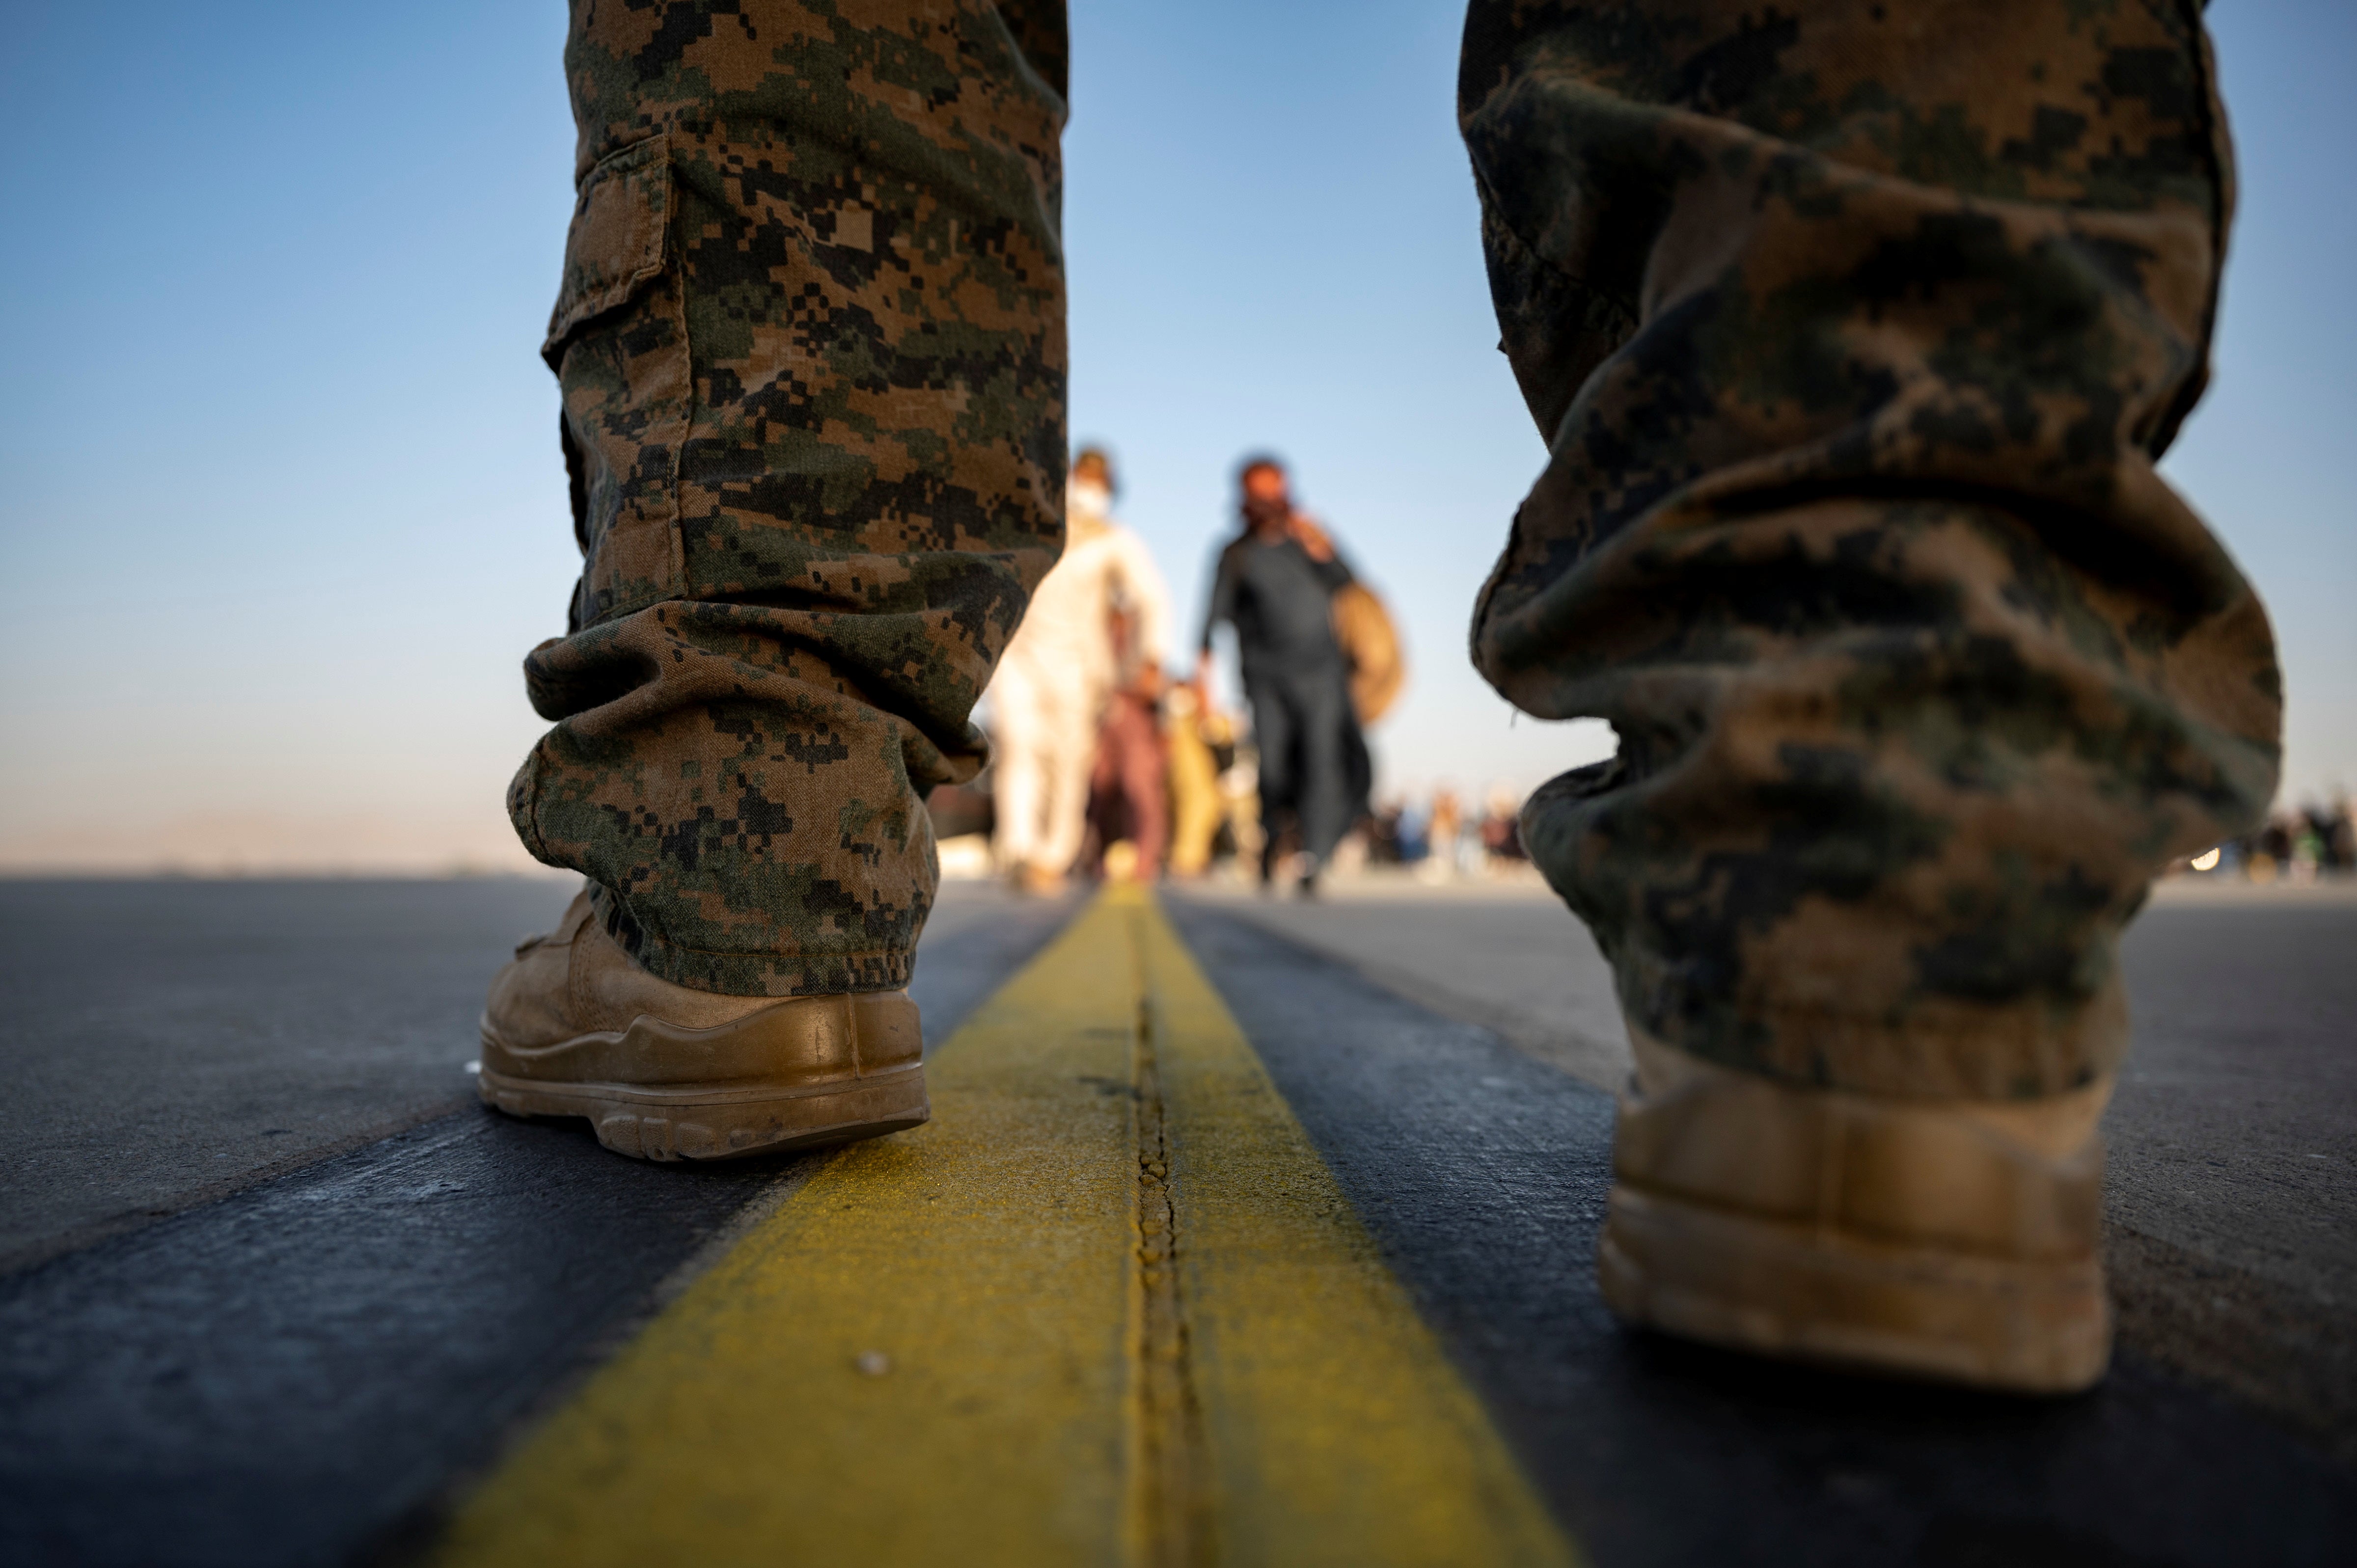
[0,0,2347,871]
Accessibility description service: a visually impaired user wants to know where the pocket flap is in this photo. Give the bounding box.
[542,134,671,366]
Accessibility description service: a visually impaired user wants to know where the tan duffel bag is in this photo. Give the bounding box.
[1332,581,1405,725]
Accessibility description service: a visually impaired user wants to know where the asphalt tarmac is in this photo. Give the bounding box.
[0,874,2349,1565]
[1165,893,2357,1567]
[1188,875,2357,1464]
[0,878,1077,1568]
[0,878,1093,1273]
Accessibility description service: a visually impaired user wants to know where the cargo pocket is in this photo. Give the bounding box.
[543,133,688,627]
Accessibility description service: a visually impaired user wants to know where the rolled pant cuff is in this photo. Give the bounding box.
[589,884,918,999]
[1619,976,2131,1104]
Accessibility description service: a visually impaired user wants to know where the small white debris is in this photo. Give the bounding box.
[463,1060,481,1075]
[854,1351,892,1377]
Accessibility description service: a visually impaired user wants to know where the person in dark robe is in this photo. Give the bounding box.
[1193,456,1369,896]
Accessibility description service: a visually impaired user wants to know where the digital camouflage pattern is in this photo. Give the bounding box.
[509,0,1068,995]
[1460,0,2280,1098]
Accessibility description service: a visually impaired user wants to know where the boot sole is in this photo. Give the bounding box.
[477,1060,929,1163]
[1598,1183,2109,1394]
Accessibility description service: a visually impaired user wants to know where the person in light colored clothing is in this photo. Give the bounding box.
[989,447,1173,893]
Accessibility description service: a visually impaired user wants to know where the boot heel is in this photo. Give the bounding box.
[1599,1183,2110,1394]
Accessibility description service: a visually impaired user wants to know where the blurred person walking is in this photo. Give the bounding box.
[1162,682,1234,879]
[1423,787,1465,883]
[477,0,2280,1403]
[1194,458,1370,897]
[1478,785,1527,866]
[1080,587,1174,880]
[990,447,1173,893]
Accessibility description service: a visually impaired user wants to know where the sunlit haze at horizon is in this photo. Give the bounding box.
[1,1,2348,873]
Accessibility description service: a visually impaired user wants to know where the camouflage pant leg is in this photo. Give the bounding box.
[1459,0,2280,1098]
[508,0,1069,996]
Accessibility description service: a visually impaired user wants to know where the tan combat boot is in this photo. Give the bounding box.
[1597,1031,2110,1394]
[478,890,929,1162]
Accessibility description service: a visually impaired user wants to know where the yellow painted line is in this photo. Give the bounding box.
[434,886,1577,1568]
[437,892,1142,1564]
[1129,893,1571,1566]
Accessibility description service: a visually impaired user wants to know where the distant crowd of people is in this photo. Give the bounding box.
[960,445,2357,899]
[2186,798,2357,882]
[938,448,1404,897]
[1358,785,1536,878]
[932,444,1619,894]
